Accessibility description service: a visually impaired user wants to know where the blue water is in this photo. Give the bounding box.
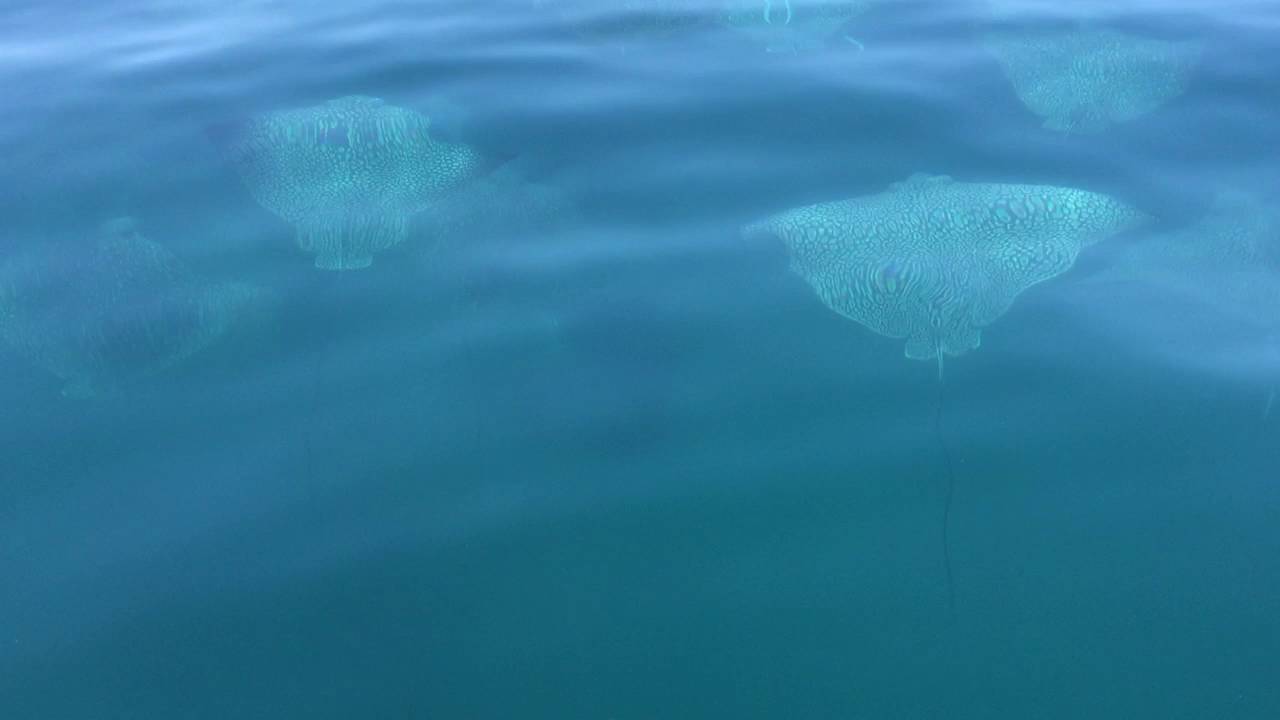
[2,1,1279,717]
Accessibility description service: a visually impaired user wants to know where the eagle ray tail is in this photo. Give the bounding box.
[933,344,956,621]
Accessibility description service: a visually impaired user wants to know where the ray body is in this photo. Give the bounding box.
[987,28,1200,133]
[745,174,1147,363]
[0,219,258,397]
[721,0,873,52]
[213,95,485,270]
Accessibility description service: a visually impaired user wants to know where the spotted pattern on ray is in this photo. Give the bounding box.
[987,28,1200,134]
[721,0,874,52]
[0,218,260,397]
[214,95,485,270]
[744,174,1147,363]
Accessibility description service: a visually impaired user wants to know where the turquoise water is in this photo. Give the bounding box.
[2,0,1279,717]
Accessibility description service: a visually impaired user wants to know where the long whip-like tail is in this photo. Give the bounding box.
[933,346,957,620]
[303,272,346,507]
[1263,335,1277,423]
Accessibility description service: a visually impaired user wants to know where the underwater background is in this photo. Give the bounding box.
[1,0,1278,717]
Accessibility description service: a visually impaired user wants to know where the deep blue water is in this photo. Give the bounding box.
[2,1,1279,717]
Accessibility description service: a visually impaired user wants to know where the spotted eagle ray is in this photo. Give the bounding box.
[986,27,1201,134]
[744,173,1148,373]
[0,218,260,397]
[720,0,874,52]
[745,174,1147,615]
[210,95,488,271]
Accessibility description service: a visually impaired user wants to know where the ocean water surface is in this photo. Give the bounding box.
[1,0,1278,717]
